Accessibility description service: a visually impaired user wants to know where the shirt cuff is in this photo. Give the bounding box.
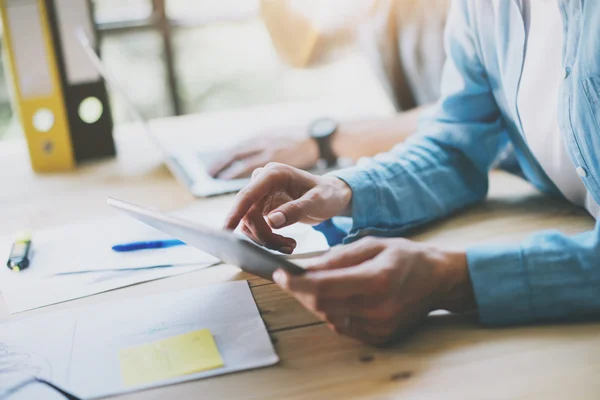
[330,167,381,231]
[466,242,533,326]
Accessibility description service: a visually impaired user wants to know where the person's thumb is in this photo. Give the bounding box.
[266,190,319,229]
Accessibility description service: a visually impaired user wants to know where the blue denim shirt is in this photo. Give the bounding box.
[334,0,600,326]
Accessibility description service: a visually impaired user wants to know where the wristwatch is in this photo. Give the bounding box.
[309,118,338,168]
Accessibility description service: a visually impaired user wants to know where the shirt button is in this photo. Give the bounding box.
[576,166,587,177]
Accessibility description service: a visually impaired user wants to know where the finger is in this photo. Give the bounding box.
[300,248,399,299]
[223,163,315,231]
[243,204,296,252]
[327,317,395,346]
[218,154,268,180]
[326,316,388,345]
[223,164,288,231]
[251,167,263,179]
[207,147,261,177]
[304,238,387,271]
[274,269,393,345]
[274,264,374,300]
[312,296,386,319]
[241,223,261,245]
[265,187,321,229]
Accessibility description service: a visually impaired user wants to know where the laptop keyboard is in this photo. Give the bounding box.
[166,156,195,187]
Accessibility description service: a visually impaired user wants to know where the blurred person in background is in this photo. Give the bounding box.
[224,0,600,345]
[208,0,451,180]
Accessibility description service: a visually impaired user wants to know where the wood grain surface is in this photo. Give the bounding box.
[0,119,598,399]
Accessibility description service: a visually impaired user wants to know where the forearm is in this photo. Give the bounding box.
[333,123,505,241]
[330,0,511,240]
[331,106,427,160]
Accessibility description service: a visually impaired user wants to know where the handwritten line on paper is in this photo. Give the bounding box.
[52,262,203,276]
[118,329,224,387]
[0,343,53,383]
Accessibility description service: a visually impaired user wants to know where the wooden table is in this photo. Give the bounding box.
[1,125,599,399]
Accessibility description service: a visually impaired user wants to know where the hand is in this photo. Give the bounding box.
[223,162,352,253]
[272,237,475,346]
[207,126,319,180]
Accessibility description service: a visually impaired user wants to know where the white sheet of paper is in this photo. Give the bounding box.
[0,311,75,398]
[0,215,219,284]
[0,281,278,399]
[1,381,71,400]
[1,263,215,314]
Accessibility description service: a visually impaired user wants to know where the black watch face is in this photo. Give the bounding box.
[311,118,338,138]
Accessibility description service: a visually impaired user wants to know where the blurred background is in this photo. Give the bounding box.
[0,0,365,141]
[0,0,449,142]
[0,0,274,140]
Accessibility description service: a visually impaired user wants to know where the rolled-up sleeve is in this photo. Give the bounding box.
[333,0,508,241]
[331,0,600,326]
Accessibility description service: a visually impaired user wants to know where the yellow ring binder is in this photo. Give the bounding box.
[0,0,115,172]
[1,0,75,171]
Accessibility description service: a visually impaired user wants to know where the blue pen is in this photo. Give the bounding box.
[111,239,186,252]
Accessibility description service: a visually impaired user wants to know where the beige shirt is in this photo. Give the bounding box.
[260,0,450,109]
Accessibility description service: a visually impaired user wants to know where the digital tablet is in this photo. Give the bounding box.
[107,198,306,280]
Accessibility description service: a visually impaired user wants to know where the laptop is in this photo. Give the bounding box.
[80,31,250,197]
[79,30,393,197]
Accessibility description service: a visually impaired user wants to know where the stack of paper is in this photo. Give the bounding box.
[0,215,220,313]
[0,281,278,399]
[0,214,219,279]
[0,263,214,313]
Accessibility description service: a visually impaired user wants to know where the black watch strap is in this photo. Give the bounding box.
[310,118,338,167]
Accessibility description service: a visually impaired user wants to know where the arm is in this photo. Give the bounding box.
[208,107,426,180]
[224,0,600,343]
[334,0,509,240]
[335,0,600,328]
[331,107,423,160]
[468,223,600,325]
[223,0,508,253]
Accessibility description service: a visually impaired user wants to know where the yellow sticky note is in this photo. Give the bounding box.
[119,329,224,387]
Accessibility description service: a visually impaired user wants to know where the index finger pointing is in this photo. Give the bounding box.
[223,166,287,230]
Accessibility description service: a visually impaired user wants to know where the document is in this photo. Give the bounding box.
[0,281,278,399]
[1,263,215,314]
[0,212,219,314]
[0,311,75,399]
[0,214,219,283]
